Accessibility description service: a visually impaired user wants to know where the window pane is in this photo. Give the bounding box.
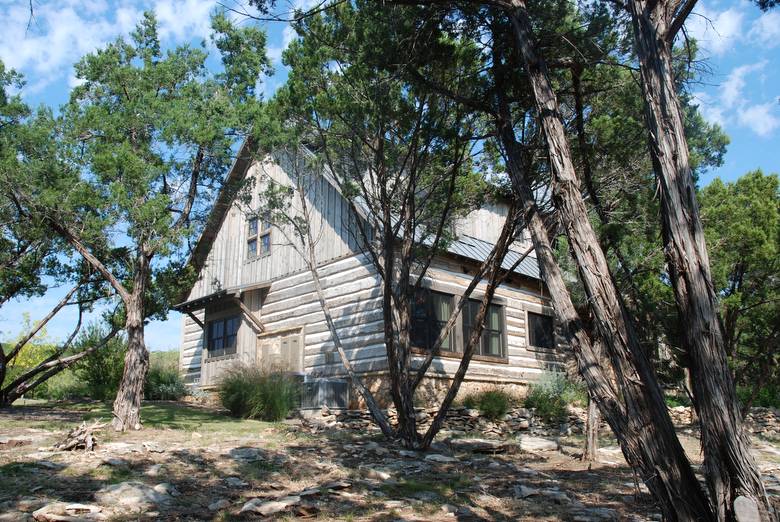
[260,233,271,255]
[484,332,502,357]
[248,217,258,236]
[487,305,501,330]
[434,321,453,351]
[227,316,240,336]
[411,319,429,349]
[212,321,224,338]
[261,211,271,231]
[212,337,223,350]
[432,293,452,321]
[226,334,237,351]
[528,312,554,349]
[247,238,257,258]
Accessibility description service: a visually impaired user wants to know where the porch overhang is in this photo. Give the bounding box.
[172,290,228,313]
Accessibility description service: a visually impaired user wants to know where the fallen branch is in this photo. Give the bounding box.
[52,421,107,452]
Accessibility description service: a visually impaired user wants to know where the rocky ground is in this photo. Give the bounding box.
[0,401,778,521]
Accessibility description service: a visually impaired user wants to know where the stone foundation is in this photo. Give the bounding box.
[351,372,529,410]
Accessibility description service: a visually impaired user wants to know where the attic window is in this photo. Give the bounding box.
[247,212,271,259]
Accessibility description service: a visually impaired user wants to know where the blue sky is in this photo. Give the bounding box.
[0,0,778,350]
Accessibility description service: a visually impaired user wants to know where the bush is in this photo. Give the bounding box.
[145,351,187,401]
[74,327,127,401]
[217,365,299,421]
[523,371,586,422]
[737,384,780,410]
[463,389,513,419]
[664,392,692,408]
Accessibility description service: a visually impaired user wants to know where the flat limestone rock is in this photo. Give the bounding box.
[95,481,170,508]
[241,495,300,515]
[519,436,558,452]
[424,454,458,463]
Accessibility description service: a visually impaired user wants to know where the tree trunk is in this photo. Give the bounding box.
[498,6,713,518]
[111,254,151,432]
[627,4,770,518]
[583,395,600,462]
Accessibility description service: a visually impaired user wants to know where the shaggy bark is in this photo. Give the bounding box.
[627,1,770,517]
[583,395,600,462]
[497,7,713,518]
[111,252,151,431]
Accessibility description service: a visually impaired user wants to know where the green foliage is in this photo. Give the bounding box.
[145,351,187,401]
[217,365,299,421]
[737,384,780,409]
[74,326,128,401]
[700,171,779,406]
[664,393,692,408]
[462,389,513,420]
[523,372,586,422]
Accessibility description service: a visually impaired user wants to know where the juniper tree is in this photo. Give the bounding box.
[10,12,269,430]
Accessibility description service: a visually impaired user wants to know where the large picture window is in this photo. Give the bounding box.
[247,212,271,259]
[207,315,240,358]
[527,311,555,349]
[463,300,505,358]
[410,290,455,352]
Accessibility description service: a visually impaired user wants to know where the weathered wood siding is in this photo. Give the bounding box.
[455,199,533,253]
[179,154,557,387]
[187,154,363,302]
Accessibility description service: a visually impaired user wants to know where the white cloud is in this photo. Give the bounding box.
[696,61,778,138]
[154,0,216,43]
[721,61,766,108]
[267,24,298,64]
[737,102,780,137]
[685,4,745,56]
[0,0,218,95]
[748,11,780,48]
[692,91,727,127]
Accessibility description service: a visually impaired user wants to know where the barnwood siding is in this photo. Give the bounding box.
[180,253,560,385]
[187,155,363,302]
[179,152,558,388]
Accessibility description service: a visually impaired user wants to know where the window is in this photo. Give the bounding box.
[207,315,240,358]
[410,290,455,352]
[463,300,506,358]
[247,212,271,259]
[528,311,555,349]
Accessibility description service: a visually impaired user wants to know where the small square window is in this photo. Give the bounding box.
[528,312,554,349]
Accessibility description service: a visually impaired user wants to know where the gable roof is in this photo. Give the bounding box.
[185,141,542,293]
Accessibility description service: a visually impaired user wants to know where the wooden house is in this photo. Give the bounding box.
[175,144,562,408]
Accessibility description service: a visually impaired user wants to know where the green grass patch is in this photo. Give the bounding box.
[5,401,279,435]
[381,475,472,499]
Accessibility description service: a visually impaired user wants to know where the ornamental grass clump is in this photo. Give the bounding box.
[463,389,514,420]
[218,364,299,421]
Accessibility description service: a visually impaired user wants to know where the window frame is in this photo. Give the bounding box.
[462,299,507,360]
[409,288,509,363]
[410,289,457,354]
[247,212,272,260]
[205,315,240,360]
[526,310,555,351]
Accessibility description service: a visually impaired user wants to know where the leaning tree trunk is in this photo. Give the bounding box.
[583,395,600,462]
[499,5,713,518]
[627,4,770,519]
[111,255,151,432]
